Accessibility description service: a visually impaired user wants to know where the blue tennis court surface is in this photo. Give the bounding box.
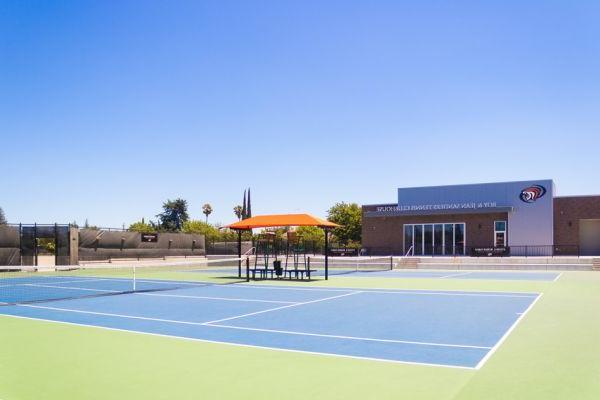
[0,277,540,369]
[192,268,560,281]
[340,270,561,281]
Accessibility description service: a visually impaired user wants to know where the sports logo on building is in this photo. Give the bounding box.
[519,185,546,203]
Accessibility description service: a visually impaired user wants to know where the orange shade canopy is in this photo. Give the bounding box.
[226,213,340,230]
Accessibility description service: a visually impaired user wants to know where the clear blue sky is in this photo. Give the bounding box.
[1,1,599,227]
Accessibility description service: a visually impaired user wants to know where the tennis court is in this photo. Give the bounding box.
[189,257,561,281]
[0,267,540,369]
[337,269,562,281]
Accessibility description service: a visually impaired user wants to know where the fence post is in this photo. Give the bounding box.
[54,223,58,266]
[246,256,250,282]
[19,223,22,266]
[34,223,38,267]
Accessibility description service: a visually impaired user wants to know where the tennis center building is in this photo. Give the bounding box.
[362,180,600,256]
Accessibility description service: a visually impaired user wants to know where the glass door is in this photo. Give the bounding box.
[404,225,413,255]
[444,224,454,255]
[454,223,465,255]
[434,224,444,255]
[404,223,466,256]
[423,225,433,255]
[494,221,507,247]
[414,225,423,255]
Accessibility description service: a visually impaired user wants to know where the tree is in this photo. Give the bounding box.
[262,227,289,239]
[202,203,213,223]
[156,198,189,231]
[296,226,325,244]
[233,205,243,220]
[327,202,362,245]
[242,189,247,219]
[129,220,156,233]
[0,207,6,225]
[247,188,252,218]
[182,220,220,241]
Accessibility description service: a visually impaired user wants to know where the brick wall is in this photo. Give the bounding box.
[554,196,600,246]
[362,204,507,254]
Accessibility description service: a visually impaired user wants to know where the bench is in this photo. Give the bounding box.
[283,268,317,280]
[248,268,277,280]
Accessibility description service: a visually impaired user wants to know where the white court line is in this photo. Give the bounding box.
[15,284,297,304]
[12,301,489,350]
[553,272,563,282]
[327,290,538,299]
[23,284,120,293]
[215,284,538,298]
[15,292,362,327]
[22,275,212,288]
[34,276,539,297]
[15,285,286,306]
[3,280,540,369]
[133,278,208,286]
[474,293,543,370]
[202,291,363,325]
[18,304,208,326]
[1,278,113,288]
[438,272,473,279]
[0,313,475,370]
[218,285,351,293]
[135,292,296,304]
[206,323,492,350]
[15,301,490,350]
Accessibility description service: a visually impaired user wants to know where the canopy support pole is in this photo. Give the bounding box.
[237,230,242,278]
[324,228,329,280]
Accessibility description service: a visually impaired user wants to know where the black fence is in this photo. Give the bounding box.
[0,224,71,266]
[78,229,206,262]
[363,244,585,257]
[205,240,253,256]
[0,225,20,266]
[205,238,333,256]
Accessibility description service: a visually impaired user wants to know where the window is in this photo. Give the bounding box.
[454,224,465,255]
[424,225,433,255]
[494,220,507,247]
[404,225,413,255]
[444,224,454,255]
[414,225,423,255]
[434,224,444,255]
[404,223,466,256]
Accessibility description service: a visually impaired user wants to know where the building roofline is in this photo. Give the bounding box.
[362,203,398,208]
[554,194,600,199]
[397,179,554,191]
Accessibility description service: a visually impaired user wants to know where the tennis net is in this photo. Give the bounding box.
[0,257,250,305]
[307,256,394,276]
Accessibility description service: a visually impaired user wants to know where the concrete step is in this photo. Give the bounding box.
[593,259,600,271]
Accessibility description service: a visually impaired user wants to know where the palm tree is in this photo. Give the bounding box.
[202,204,213,223]
[233,205,243,220]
